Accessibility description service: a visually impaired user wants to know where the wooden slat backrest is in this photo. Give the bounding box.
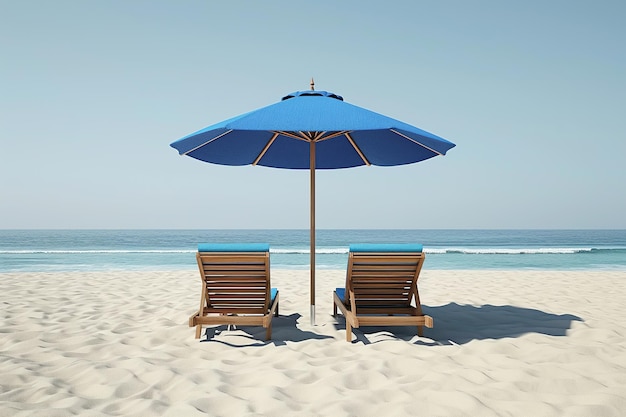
[196,251,271,314]
[346,251,425,308]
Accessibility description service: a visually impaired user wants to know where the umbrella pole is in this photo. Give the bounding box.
[310,140,316,326]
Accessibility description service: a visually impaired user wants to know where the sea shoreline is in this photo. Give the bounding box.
[3,229,626,273]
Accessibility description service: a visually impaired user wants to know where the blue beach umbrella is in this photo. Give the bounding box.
[170,81,456,324]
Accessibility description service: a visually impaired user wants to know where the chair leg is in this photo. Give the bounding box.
[265,323,272,341]
[417,325,423,337]
[195,325,202,339]
[346,322,352,342]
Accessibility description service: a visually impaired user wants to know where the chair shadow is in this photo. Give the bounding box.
[200,313,333,347]
[333,303,583,345]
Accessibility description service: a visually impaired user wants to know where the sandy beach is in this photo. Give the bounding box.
[1,269,625,416]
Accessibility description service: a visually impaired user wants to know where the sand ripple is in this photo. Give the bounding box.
[1,269,626,416]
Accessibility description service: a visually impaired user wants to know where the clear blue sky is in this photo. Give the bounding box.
[1,1,624,229]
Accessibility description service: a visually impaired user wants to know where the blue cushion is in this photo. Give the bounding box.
[335,288,346,301]
[349,243,423,253]
[198,243,270,252]
[270,288,278,303]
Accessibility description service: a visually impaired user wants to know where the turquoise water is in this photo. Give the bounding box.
[1,229,625,272]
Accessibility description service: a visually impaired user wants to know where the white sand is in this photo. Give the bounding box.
[1,269,626,416]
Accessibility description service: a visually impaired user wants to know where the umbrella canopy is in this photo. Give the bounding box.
[172,89,455,169]
[171,84,456,324]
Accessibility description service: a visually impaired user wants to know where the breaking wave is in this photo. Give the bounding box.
[0,247,614,255]
[425,247,597,255]
[0,250,194,254]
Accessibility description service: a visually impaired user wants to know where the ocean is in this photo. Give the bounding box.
[1,229,625,273]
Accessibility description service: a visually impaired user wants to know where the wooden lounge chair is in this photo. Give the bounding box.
[189,243,279,340]
[333,244,433,342]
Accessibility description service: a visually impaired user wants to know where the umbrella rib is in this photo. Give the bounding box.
[253,132,279,166]
[276,131,312,142]
[391,129,444,156]
[273,130,350,142]
[345,132,371,166]
[316,130,351,142]
[182,129,233,156]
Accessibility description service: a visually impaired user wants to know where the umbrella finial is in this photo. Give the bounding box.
[310,78,315,90]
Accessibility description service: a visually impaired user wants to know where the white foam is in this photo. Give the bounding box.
[270,248,349,255]
[424,247,594,255]
[0,247,598,256]
[0,249,194,254]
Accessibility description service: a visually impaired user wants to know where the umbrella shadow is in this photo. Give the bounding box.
[422,303,583,345]
[333,303,583,345]
[200,313,333,347]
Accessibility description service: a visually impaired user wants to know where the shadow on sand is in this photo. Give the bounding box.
[200,313,333,347]
[334,303,583,345]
